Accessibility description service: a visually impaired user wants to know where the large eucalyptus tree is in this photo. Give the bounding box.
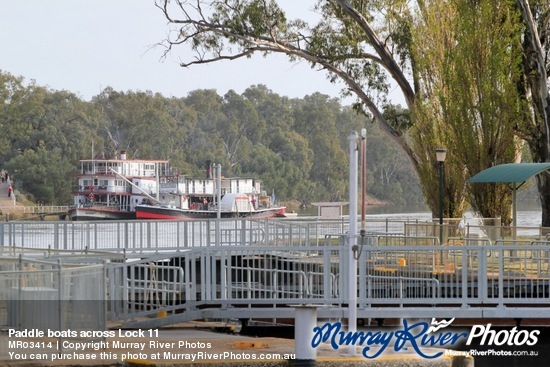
[154,0,534,223]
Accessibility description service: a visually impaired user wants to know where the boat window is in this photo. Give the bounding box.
[97,162,106,174]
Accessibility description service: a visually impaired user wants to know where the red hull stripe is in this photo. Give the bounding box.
[135,212,185,220]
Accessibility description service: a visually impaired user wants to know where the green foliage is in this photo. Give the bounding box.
[367,118,424,205]
[0,71,422,207]
[6,148,75,204]
[411,0,525,224]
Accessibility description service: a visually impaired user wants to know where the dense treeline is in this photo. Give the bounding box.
[0,71,425,207]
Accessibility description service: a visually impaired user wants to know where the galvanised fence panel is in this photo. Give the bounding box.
[0,260,106,336]
[0,219,357,250]
[0,220,269,251]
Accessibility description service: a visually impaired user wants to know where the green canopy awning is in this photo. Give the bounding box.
[468,163,550,235]
[468,163,550,184]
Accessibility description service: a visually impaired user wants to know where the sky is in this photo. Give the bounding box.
[0,0,364,103]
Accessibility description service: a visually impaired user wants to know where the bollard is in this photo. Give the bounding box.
[292,305,317,367]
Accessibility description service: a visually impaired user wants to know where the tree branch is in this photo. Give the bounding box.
[333,0,415,108]
[155,0,420,170]
[517,0,550,153]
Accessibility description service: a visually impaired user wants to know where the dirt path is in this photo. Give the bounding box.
[0,177,19,209]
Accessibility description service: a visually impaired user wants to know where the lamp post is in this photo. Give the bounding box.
[347,132,359,356]
[435,148,447,249]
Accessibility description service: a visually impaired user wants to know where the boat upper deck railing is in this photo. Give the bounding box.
[82,167,158,177]
[80,160,169,177]
[73,184,132,194]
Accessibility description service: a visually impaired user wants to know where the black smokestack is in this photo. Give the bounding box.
[206,160,212,179]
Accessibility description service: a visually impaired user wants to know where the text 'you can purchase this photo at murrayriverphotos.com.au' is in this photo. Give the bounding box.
[4,327,297,363]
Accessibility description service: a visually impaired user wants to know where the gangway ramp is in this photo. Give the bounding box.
[107,238,550,330]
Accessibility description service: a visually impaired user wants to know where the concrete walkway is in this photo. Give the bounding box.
[0,176,20,212]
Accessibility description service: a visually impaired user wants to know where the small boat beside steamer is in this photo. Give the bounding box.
[136,192,284,220]
[134,165,286,220]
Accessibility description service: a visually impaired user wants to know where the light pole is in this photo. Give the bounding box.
[347,132,359,356]
[435,148,447,249]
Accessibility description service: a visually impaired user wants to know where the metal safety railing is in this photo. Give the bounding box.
[104,235,550,327]
[2,219,550,328]
[0,218,439,251]
[0,205,70,214]
[0,258,106,338]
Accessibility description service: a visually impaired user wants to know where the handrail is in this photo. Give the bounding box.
[0,205,70,213]
[3,218,550,328]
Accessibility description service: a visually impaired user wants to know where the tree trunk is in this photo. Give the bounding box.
[517,0,550,227]
[537,172,550,229]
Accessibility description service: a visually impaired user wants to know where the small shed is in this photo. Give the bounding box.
[310,202,348,219]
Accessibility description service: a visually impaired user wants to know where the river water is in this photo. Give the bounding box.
[299,203,545,229]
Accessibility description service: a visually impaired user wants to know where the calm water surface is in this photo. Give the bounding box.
[300,203,544,227]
